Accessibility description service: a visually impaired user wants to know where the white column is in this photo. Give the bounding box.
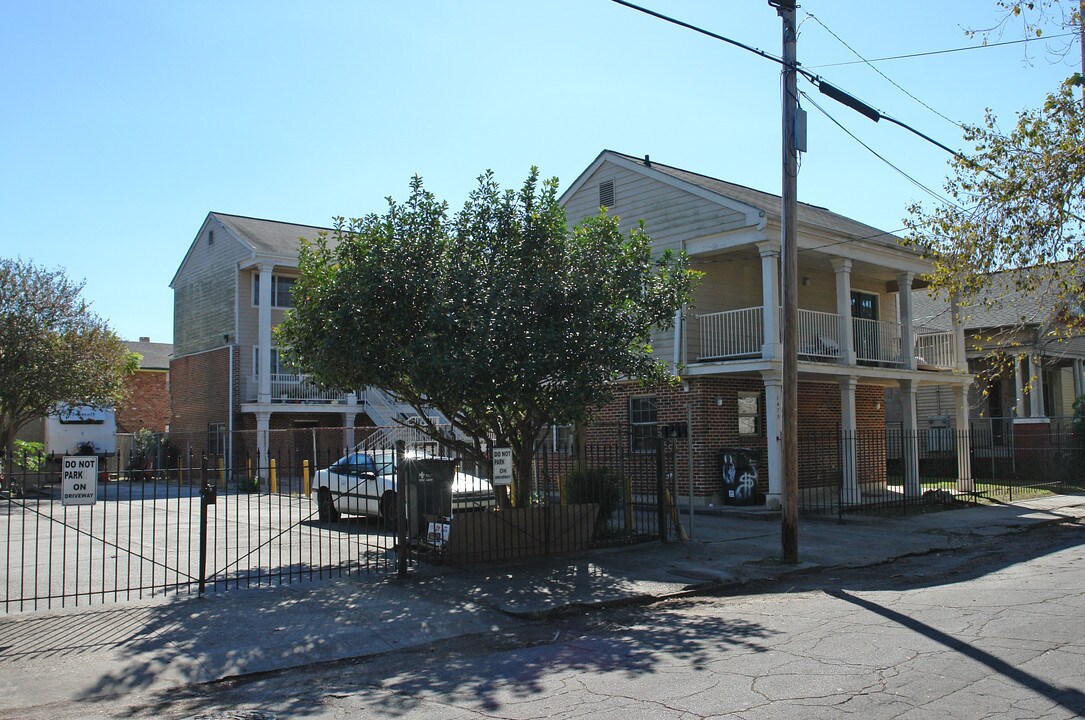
[257,263,274,405]
[1029,354,1044,417]
[758,242,781,359]
[1074,359,1085,400]
[1014,355,1026,416]
[839,376,859,505]
[343,412,358,450]
[954,384,973,492]
[897,272,916,371]
[831,258,855,365]
[255,410,271,482]
[900,379,921,498]
[762,371,783,509]
[949,291,968,372]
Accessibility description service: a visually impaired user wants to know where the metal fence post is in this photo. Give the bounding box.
[198,456,209,595]
[396,440,409,577]
[656,435,667,543]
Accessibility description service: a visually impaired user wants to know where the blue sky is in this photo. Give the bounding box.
[1,1,1077,344]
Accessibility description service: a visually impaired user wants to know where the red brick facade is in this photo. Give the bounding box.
[586,376,886,503]
[169,347,237,456]
[115,370,170,433]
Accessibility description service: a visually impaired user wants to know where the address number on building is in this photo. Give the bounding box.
[492,447,513,486]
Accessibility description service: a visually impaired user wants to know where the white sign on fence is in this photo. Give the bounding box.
[62,456,98,506]
[492,447,513,486]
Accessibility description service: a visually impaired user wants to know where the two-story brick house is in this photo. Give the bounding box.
[116,337,172,433]
[169,212,424,474]
[561,150,975,507]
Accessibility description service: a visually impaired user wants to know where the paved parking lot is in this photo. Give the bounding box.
[0,479,396,613]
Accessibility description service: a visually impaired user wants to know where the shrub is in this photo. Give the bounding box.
[563,466,623,528]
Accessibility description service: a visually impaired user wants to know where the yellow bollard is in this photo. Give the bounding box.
[302,459,310,497]
[247,458,252,490]
[217,457,225,485]
[270,458,278,494]
[559,476,567,507]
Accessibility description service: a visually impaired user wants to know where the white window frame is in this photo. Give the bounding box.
[252,273,297,309]
[253,346,287,376]
[629,396,658,453]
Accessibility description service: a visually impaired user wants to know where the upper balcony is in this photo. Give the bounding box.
[696,306,957,370]
[243,374,359,405]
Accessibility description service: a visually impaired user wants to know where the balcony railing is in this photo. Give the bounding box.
[698,307,763,360]
[243,374,357,404]
[698,307,957,370]
[913,327,955,369]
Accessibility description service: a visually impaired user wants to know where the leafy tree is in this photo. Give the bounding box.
[278,168,700,505]
[0,258,136,477]
[906,1,1085,377]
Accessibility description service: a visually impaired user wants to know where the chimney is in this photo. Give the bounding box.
[644,154,651,167]
[139,336,150,342]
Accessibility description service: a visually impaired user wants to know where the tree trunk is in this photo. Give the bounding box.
[512,436,534,507]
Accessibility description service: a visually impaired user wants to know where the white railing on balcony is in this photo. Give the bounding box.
[243,374,354,404]
[797,309,841,359]
[853,317,904,365]
[698,307,763,360]
[913,328,955,369]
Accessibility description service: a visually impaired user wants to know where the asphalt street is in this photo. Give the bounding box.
[11,517,1085,720]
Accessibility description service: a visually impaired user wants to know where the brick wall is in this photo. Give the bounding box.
[169,346,236,456]
[586,377,886,503]
[115,370,170,433]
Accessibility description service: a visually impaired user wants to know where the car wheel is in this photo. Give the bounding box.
[380,491,398,531]
[318,488,340,523]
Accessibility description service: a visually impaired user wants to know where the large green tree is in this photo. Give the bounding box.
[0,258,136,474]
[278,168,700,505]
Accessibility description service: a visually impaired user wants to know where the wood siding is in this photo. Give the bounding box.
[173,218,248,357]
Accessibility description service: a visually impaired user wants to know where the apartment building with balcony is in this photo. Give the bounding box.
[169,212,422,470]
[561,150,974,507]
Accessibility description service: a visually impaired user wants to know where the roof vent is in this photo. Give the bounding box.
[644,154,651,167]
[208,229,215,246]
[599,180,614,209]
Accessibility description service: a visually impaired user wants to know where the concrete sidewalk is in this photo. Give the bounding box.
[1,494,1083,714]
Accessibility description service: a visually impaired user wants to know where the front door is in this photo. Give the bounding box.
[851,291,879,362]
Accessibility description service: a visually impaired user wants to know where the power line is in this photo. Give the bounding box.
[807,31,1078,69]
[804,11,964,129]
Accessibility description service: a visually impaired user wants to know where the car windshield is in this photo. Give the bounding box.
[331,453,377,476]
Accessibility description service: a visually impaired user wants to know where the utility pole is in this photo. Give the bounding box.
[774,0,800,564]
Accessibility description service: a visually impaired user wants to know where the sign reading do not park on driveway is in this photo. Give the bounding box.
[62,456,98,506]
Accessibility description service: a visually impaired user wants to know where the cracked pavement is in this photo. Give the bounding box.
[9,519,1084,720]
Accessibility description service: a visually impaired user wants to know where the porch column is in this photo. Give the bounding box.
[949,291,968,372]
[897,272,916,370]
[1074,358,1085,400]
[1029,354,1045,416]
[839,376,860,505]
[758,242,781,359]
[831,258,856,365]
[900,379,921,499]
[257,262,274,405]
[255,410,271,482]
[954,384,974,492]
[343,412,358,451]
[761,371,783,508]
[1014,355,1026,416]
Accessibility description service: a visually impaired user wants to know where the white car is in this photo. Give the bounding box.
[310,450,494,528]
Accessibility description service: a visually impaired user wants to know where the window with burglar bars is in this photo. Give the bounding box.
[630,396,657,452]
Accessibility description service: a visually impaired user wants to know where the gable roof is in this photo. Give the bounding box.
[123,340,173,370]
[913,264,1078,331]
[564,150,901,247]
[211,212,334,257]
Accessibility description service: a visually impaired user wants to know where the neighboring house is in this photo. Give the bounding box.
[169,212,425,471]
[14,337,172,456]
[560,150,974,507]
[909,265,1085,441]
[116,337,172,434]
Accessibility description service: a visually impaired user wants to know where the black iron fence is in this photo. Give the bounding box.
[0,428,680,613]
[797,421,1085,516]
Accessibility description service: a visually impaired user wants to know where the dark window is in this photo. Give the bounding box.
[599,180,614,209]
[208,423,226,458]
[630,397,657,452]
[253,273,297,308]
[208,230,215,246]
